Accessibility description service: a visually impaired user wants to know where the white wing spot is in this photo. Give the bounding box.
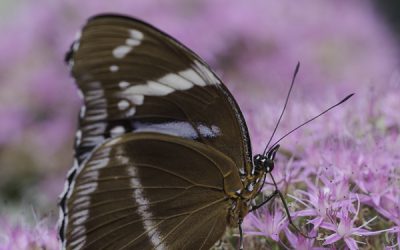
[126,107,136,116]
[76,130,82,145]
[113,45,132,59]
[148,81,175,95]
[70,237,85,249]
[126,81,174,96]
[112,30,143,59]
[72,31,81,52]
[179,68,206,86]
[129,29,144,40]
[121,65,214,108]
[211,125,221,134]
[85,88,103,101]
[81,135,104,147]
[74,31,82,40]
[72,209,89,225]
[194,60,220,85]
[80,105,86,118]
[197,124,221,137]
[73,41,80,52]
[134,121,197,138]
[119,81,130,88]
[68,59,74,70]
[134,121,221,139]
[110,65,119,72]
[126,38,141,46]
[118,100,130,110]
[131,95,144,105]
[76,182,98,196]
[158,73,193,90]
[110,126,125,137]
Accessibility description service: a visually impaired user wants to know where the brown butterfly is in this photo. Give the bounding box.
[59,14,352,249]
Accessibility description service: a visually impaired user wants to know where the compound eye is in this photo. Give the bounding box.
[253,154,262,167]
[254,154,269,171]
[264,159,274,172]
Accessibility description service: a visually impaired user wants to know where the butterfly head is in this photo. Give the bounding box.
[253,144,280,174]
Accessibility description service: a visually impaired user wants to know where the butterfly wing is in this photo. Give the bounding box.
[60,14,253,249]
[63,132,242,249]
[68,14,251,169]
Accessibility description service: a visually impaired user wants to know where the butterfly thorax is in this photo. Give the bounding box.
[227,167,266,227]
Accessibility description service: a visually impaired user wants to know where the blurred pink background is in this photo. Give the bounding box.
[0,0,399,241]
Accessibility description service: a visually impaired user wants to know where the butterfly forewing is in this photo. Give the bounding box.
[68,15,251,168]
[60,14,254,250]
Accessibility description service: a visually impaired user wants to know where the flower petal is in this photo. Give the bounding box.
[344,237,359,250]
[320,221,336,231]
[284,227,298,246]
[323,233,341,245]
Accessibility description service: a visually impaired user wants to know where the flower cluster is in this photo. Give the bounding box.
[243,88,400,249]
[0,218,58,250]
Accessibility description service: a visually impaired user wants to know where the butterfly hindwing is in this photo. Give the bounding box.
[64,132,242,249]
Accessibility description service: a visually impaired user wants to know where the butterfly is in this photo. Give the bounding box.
[58,13,353,250]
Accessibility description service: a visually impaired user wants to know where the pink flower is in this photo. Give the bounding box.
[291,176,356,229]
[243,205,288,242]
[284,228,324,250]
[321,198,394,250]
[0,218,58,250]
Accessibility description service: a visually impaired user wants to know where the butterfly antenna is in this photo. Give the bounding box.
[263,62,300,156]
[268,93,354,151]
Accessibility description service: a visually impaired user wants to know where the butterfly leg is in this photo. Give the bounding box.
[249,189,279,212]
[264,173,314,239]
[249,172,314,240]
[276,188,314,239]
[238,218,244,250]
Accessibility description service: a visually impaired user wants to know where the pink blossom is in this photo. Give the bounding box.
[0,219,58,250]
[291,176,356,229]
[321,199,395,249]
[243,205,288,242]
